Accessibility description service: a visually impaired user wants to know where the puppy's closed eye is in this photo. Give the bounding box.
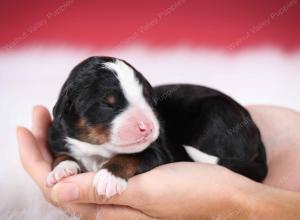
[105,95,117,106]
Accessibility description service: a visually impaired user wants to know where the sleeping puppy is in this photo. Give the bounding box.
[47,56,268,198]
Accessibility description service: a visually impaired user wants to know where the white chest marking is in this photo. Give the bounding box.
[66,137,114,171]
[66,137,115,157]
[183,145,219,164]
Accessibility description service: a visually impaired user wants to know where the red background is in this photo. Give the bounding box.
[1,0,300,51]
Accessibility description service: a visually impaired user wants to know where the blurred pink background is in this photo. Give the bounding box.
[1,0,300,50]
[0,1,300,219]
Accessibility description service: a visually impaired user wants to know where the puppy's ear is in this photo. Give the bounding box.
[53,88,71,119]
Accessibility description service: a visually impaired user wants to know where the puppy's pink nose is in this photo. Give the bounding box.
[138,121,153,135]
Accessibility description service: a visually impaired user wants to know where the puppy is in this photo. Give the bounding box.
[47,56,267,198]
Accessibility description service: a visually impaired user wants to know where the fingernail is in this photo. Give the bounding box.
[51,183,80,202]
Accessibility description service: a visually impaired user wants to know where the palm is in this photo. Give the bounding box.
[17,105,300,219]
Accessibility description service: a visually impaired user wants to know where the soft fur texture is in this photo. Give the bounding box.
[47,56,267,198]
[1,46,300,219]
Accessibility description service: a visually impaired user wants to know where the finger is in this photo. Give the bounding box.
[16,126,101,213]
[17,127,51,195]
[57,204,154,220]
[50,172,144,208]
[62,203,100,220]
[97,205,155,220]
[31,105,53,163]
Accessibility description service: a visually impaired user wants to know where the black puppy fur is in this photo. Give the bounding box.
[155,85,267,181]
[47,56,267,194]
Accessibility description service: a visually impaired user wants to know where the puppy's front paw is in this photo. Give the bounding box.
[46,160,80,187]
[93,169,127,198]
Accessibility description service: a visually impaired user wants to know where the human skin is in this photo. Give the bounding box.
[17,105,300,220]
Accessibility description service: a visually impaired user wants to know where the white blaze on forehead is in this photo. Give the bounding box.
[103,59,143,104]
[101,59,160,154]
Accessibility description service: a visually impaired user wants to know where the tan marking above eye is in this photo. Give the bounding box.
[106,95,117,105]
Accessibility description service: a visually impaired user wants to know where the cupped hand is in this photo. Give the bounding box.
[17,106,251,219]
[52,160,254,219]
[17,106,153,220]
[17,105,300,219]
[248,105,300,191]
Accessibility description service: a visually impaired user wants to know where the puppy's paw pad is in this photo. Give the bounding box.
[46,160,80,187]
[93,169,127,198]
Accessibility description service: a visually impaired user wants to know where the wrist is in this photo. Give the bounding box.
[231,181,267,219]
[210,175,269,219]
[191,168,260,219]
[220,181,256,219]
[233,181,300,219]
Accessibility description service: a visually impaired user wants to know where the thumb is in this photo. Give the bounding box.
[50,172,144,208]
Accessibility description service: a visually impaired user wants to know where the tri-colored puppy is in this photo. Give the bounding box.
[47,56,267,198]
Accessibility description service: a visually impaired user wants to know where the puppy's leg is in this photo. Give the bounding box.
[183,145,219,164]
[93,147,170,198]
[46,155,81,187]
[218,158,268,182]
[184,145,267,182]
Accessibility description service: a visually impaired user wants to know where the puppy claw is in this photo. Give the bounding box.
[46,160,80,187]
[93,169,127,198]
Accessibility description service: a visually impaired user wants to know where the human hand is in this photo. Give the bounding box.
[17,105,300,219]
[54,162,260,219]
[247,105,300,191]
[17,106,154,220]
[53,113,300,219]
[18,106,254,219]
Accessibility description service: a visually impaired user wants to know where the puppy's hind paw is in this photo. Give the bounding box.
[46,160,80,187]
